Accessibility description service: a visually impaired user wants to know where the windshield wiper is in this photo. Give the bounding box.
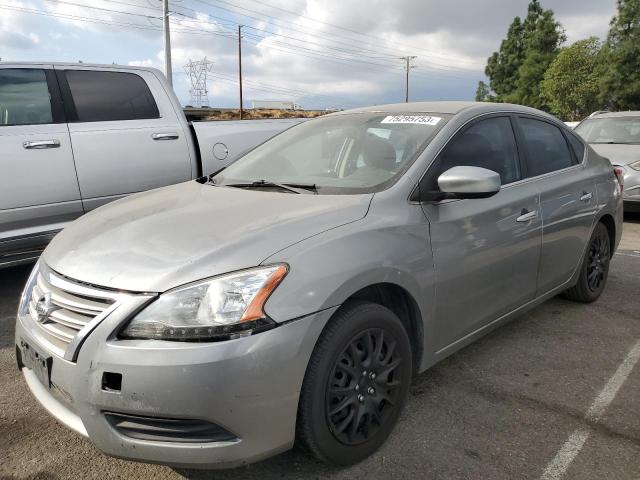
[225,180,317,194]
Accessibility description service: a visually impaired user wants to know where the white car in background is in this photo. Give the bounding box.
[575,111,640,212]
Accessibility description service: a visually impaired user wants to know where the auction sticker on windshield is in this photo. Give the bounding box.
[381,115,442,125]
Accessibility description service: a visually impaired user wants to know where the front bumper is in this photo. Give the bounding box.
[16,304,334,468]
[621,167,640,211]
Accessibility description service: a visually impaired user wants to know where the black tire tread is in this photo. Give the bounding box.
[563,222,610,303]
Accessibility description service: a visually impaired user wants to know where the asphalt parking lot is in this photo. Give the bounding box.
[1,215,639,480]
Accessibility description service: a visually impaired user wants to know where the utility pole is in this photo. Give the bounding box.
[238,25,244,119]
[163,0,173,86]
[401,56,417,103]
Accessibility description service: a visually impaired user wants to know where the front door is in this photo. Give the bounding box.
[0,67,82,258]
[419,115,542,350]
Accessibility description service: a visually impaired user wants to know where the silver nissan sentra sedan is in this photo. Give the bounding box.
[15,101,623,468]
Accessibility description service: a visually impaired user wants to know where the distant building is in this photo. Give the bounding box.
[251,100,302,110]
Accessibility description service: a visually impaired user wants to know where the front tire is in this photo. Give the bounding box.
[563,222,611,303]
[297,301,412,466]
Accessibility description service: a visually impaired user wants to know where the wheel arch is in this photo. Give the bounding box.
[339,282,424,373]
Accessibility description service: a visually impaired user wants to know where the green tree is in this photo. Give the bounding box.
[480,0,565,107]
[514,1,566,109]
[599,0,640,109]
[484,17,525,100]
[541,38,602,120]
[475,81,494,101]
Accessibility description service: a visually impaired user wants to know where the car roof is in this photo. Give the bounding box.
[0,61,159,74]
[589,111,640,119]
[330,101,554,118]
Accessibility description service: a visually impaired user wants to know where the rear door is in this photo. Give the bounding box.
[514,116,597,295]
[0,66,82,260]
[55,67,192,211]
[420,115,542,350]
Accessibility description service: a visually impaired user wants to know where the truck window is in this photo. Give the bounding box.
[65,70,159,122]
[0,69,53,126]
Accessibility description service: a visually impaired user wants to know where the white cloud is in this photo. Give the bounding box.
[1,0,621,107]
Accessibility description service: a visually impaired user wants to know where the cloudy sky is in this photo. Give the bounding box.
[0,0,618,109]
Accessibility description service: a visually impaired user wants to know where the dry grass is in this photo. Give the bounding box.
[197,109,329,121]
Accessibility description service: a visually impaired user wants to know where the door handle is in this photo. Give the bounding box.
[580,192,593,202]
[516,209,538,223]
[22,139,60,149]
[151,133,179,140]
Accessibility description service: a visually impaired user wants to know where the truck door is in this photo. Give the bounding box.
[0,66,82,262]
[54,67,192,211]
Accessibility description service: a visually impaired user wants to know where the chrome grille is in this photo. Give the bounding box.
[27,267,117,358]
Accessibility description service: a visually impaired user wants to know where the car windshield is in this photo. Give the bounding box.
[213,112,450,194]
[575,116,640,144]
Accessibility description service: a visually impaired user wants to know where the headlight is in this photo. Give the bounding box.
[629,160,640,171]
[17,260,40,317]
[120,264,288,341]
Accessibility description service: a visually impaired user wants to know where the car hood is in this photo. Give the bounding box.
[43,181,372,292]
[589,143,640,166]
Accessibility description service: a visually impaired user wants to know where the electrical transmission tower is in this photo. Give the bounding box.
[184,57,214,107]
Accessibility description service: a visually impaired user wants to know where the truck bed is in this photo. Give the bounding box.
[191,119,305,175]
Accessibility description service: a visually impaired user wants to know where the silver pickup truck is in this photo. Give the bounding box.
[0,62,302,267]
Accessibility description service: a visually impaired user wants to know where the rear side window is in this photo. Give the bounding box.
[429,116,521,187]
[65,70,159,122]
[0,69,53,126]
[566,132,585,162]
[519,117,573,176]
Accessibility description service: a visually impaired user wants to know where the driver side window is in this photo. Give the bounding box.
[426,116,521,191]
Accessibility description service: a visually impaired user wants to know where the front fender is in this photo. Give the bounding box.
[261,204,437,370]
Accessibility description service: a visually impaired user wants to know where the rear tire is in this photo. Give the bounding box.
[296,301,412,466]
[563,222,611,303]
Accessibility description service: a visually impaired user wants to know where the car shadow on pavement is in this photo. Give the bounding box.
[624,212,640,224]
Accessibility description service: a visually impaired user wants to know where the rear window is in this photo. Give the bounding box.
[65,70,159,122]
[519,117,573,176]
[566,132,585,162]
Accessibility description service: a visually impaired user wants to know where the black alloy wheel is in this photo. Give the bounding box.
[563,221,611,302]
[326,328,403,445]
[586,230,610,292]
[297,301,412,466]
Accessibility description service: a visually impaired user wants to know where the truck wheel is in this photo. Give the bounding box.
[297,301,412,465]
[563,222,611,303]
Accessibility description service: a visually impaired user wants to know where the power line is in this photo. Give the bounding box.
[186,0,476,71]
[240,0,479,66]
[1,1,472,107]
[0,3,237,38]
[26,0,471,81]
[186,0,465,73]
[161,5,471,81]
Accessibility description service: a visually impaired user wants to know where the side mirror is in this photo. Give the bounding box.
[436,166,501,199]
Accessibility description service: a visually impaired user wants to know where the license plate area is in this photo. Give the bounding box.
[20,339,52,388]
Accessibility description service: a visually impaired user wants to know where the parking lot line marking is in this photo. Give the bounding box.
[615,252,640,259]
[539,339,640,480]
